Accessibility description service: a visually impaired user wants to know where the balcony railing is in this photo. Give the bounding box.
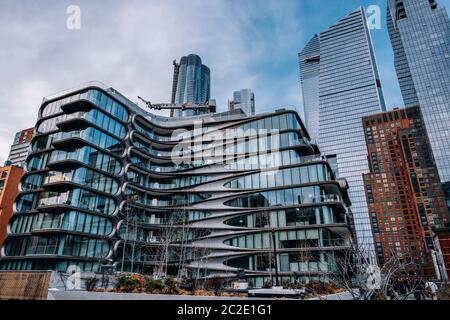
[43,172,73,184]
[39,194,69,207]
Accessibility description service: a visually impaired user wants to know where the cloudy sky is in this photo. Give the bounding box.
[1,0,449,164]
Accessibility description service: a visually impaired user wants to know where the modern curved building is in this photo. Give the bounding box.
[0,82,354,287]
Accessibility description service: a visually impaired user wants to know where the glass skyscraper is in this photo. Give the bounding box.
[171,54,210,117]
[299,7,386,261]
[387,0,450,184]
[298,35,320,143]
[229,89,256,116]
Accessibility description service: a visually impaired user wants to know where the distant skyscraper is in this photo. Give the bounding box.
[7,128,33,167]
[299,7,386,260]
[363,107,449,277]
[228,89,255,116]
[298,35,320,143]
[171,54,210,117]
[387,0,450,185]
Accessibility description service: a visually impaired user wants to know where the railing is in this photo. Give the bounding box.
[131,159,205,173]
[51,130,84,144]
[39,195,69,207]
[43,81,110,102]
[298,194,341,204]
[25,245,60,256]
[43,172,72,184]
[62,111,84,121]
[134,124,181,142]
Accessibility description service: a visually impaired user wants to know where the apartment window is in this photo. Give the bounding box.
[0,179,5,195]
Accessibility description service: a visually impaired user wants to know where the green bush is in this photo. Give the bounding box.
[145,279,164,293]
[115,274,142,292]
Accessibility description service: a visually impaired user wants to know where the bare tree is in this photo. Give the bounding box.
[331,243,429,300]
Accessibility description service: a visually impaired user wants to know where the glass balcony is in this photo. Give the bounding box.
[43,171,73,184]
[39,193,70,207]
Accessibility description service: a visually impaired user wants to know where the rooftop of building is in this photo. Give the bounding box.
[40,81,309,137]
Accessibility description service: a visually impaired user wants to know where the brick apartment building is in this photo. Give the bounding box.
[362,107,449,278]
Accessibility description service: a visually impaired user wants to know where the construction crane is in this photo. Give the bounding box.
[137,96,216,113]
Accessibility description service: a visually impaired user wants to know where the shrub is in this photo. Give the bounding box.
[177,289,192,296]
[305,281,340,295]
[145,279,164,293]
[115,274,144,292]
[164,276,177,290]
[194,289,215,296]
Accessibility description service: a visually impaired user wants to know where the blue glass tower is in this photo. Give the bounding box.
[299,8,386,261]
[387,0,450,185]
[172,54,210,117]
[298,35,320,143]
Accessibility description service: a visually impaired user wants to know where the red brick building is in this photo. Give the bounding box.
[0,165,23,247]
[362,107,449,277]
[7,128,34,168]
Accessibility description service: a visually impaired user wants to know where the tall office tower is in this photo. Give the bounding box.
[0,82,354,287]
[228,89,255,116]
[298,35,320,143]
[7,128,34,167]
[363,107,449,278]
[0,165,23,247]
[171,54,211,117]
[387,0,450,186]
[298,7,386,261]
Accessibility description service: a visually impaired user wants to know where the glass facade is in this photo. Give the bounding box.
[298,35,320,143]
[224,186,340,208]
[10,211,113,236]
[387,0,450,183]
[298,7,386,262]
[0,83,354,287]
[229,89,256,116]
[225,207,344,228]
[224,164,331,189]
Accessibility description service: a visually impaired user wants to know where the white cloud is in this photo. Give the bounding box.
[0,0,307,162]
